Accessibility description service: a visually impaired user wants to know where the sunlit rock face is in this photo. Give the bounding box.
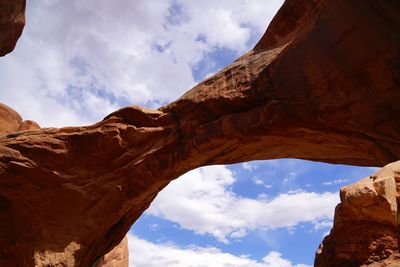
[0,0,25,56]
[0,103,40,133]
[94,237,129,267]
[0,0,399,266]
[315,161,400,266]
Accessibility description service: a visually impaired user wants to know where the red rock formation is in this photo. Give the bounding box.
[0,0,399,266]
[0,103,40,133]
[0,103,22,133]
[0,0,25,56]
[94,237,129,267]
[315,161,400,266]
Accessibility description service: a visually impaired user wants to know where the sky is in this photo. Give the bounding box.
[0,1,379,266]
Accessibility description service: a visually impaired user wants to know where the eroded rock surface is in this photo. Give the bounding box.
[0,0,25,56]
[0,0,399,266]
[315,161,400,266]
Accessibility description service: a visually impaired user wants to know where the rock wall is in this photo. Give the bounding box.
[0,0,399,266]
[0,103,129,266]
[315,161,400,266]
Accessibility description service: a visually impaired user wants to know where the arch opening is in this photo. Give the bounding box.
[129,159,377,266]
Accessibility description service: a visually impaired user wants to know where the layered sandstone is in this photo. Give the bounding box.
[315,161,400,266]
[0,0,25,56]
[0,103,128,266]
[0,0,399,266]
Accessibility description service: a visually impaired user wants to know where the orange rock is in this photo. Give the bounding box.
[94,237,129,267]
[315,161,400,266]
[0,103,22,134]
[19,120,41,131]
[0,0,399,266]
[0,103,41,134]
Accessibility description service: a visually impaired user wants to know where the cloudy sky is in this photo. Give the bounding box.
[0,1,378,266]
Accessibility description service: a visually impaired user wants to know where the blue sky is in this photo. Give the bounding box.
[0,1,379,266]
[130,160,376,266]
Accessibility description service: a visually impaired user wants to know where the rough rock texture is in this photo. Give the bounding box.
[0,0,25,56]
[0,103,41,133]
[315,161,400,266]
[0,0,399,266]
[94,237,129,267]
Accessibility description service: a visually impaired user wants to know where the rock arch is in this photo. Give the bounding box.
[0,0,399,266]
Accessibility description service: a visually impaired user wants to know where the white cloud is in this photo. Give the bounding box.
[127,233,310,267]
[148,223,160,231]
[242,162,257,171]
[147,165,339,243]
[254,177,264,185]
[313,220,333,230]
[322,179,348,186]
[262,251,310,267]
[252,176,272,188]
[0,0,284,127]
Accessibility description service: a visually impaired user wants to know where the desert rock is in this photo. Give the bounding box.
[94,237,129,267]
[315,161,400,266]
[0,0,25,56]
[0,103,22,134]
[0,0,399,266]
[19,120,41,132]
[0,103,40,134]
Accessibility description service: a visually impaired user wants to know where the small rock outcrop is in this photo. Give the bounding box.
[0,0,25,56]
[95,237,129,267]
[0,0,399,266]
[315,161,400,266]
[0,103,40,133]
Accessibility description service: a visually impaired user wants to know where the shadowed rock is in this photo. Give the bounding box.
[0,0,399,266]
[0,0,25,56]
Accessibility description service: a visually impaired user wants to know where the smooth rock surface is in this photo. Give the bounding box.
[0,0,25,56]
[315,161,400,266]
[0,0,399,266]
[19,120,41,132]
[0,103,22,134]
[0,103,41,133]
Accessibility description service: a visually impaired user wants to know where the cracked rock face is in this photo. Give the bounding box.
[315,161,400,266]
[0,0,399,266]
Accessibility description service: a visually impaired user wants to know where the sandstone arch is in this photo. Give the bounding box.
[0,0,399,266]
